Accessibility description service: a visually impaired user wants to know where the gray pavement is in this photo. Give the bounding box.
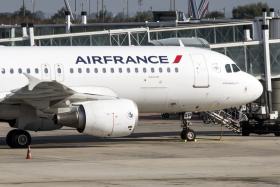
[0,115,280,186]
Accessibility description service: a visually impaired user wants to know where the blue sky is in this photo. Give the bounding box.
[0,0,279,17]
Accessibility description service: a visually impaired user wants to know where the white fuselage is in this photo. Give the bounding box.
[0,46,262,113]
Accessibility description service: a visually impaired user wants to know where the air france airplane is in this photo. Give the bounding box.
[0,46,262,148]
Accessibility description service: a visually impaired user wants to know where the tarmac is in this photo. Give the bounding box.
[0,114,280,187]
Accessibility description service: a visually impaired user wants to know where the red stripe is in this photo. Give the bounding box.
[173,55,183,64]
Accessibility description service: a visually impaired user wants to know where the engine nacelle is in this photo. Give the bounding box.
[54,99,138,137]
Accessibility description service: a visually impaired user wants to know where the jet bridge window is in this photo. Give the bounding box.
[225,64,232,73]
[232,64,240,72]
[18,68,22,74]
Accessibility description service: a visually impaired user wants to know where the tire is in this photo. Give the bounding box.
[242,131,250,136]
[274,132,280,137]
[180,129,187,140]
[180,129,196,141]
[6,129,31,148]
[186,129,196,141]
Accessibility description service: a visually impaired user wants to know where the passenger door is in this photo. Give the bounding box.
[191,54,209,88]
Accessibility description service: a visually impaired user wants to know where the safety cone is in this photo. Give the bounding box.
[26,145,32,160]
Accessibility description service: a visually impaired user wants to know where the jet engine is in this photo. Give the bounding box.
[54,99,138,137]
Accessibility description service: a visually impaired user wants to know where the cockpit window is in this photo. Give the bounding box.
[232,64,240,72]
[225,64,232,73]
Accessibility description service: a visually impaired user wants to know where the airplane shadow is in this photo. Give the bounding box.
[0,130,238,149]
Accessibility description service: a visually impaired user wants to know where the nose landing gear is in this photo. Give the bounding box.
[6,129,31,148]
[180,112,196,141]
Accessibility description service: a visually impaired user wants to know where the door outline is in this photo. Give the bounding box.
[54,64,64,82]
[191,54,209,88]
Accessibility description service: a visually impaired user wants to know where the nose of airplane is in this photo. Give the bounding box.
[246,75,263,102]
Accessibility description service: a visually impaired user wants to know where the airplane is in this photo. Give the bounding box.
[0,46,263,148]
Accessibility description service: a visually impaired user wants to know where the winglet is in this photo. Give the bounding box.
[178,39,185,47]
[23,73,44,91]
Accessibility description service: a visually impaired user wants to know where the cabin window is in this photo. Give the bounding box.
[18,68,22,74]
[119,68,122,73]
[94,68,98,73]
[159,67,163,73]
[44,68,48,74]
[86,68,90,73]
[175,67,179,73]
[1,68,5,74]
[78,68,82,73]
[135,68,139,73]
[232,64,240,72]
[102,68,106,73]
[27,68,31,74]
[225,64,232,73]
[10,69,14,74]
[143,68,147,73]
[35,68,39,74]
[70,68,74,73]
[167,67,171,73]
[110,68,114,73]
[151,67,155,73]
[127,68,131,73]
[57,68,62,74]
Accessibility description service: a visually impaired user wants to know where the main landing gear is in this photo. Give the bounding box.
[180,112,196,141]
[6,129,31,148]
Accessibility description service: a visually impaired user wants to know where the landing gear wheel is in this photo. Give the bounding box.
[180,128,196,141]
[6,129,31,148]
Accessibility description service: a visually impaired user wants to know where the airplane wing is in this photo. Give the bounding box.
[1,74,118,110]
